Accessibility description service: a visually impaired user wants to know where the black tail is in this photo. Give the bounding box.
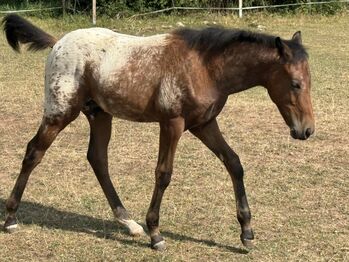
[2,14,57,52]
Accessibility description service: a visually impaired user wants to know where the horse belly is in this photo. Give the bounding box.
[92,76,160,122]
[93,74,184,122]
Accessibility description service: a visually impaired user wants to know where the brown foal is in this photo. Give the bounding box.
[2,14,314,250]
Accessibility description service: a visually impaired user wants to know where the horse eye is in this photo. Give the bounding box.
[291,80,301,89]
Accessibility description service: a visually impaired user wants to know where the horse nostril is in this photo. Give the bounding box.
[290,128,297,139]
[305,128,312,138]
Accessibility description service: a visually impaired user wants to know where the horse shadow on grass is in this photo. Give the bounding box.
[0,198,248,254]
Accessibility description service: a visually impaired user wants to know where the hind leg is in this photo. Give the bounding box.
[83,102,144,236]
[4,113,78,232]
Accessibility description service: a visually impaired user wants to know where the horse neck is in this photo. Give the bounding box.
[210,44,279,95]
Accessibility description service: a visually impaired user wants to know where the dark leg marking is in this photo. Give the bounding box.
[146,117,184,250]
[190,118,254,248]
[83,101,144,236]
[4,114,78,232]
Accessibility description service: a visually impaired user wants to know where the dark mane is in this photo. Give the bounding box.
[173,27,308,62]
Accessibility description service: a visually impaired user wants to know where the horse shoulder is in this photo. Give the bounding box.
[178,50,226,126]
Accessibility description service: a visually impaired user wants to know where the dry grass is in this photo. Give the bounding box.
[0,13,348,261]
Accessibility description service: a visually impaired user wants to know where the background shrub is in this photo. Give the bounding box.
[0,0,347,17]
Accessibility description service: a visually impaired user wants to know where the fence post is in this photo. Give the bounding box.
[92,0,96,25]
[62,0,66,17]
[239,0,243,18]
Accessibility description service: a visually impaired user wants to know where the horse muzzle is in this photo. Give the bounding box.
[290,126,314,140]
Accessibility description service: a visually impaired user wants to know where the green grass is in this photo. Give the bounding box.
[0,12,348,261]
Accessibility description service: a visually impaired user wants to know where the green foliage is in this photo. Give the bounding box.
[0,0,59,8]
[0,0,347,17]
[0,0,62,18]
[91,0,348,17]
[298,2,344,15]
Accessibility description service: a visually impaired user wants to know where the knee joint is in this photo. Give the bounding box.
[22,147,42,167]
[156,171,172,190]
[224,154,244,179]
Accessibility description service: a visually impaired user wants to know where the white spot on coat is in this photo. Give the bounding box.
[158,74,183,112]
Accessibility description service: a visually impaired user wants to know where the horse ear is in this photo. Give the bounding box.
[292,31,302,44]
[275,37,292,62]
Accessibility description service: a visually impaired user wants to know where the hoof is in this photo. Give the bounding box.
[151,235,166,251]
[116,218,145,237]
[240,230,254,249]
[151,240,166,251]
[241,238,254,249]
[4,223,19,233]
[128,222,145,237]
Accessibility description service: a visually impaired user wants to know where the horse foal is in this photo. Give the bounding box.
[2,14,314,250]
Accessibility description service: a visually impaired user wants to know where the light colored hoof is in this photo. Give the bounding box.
[116,218,145,236]
[4,223,18,233]
[152,240,166,251]
[127,221,145,236]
